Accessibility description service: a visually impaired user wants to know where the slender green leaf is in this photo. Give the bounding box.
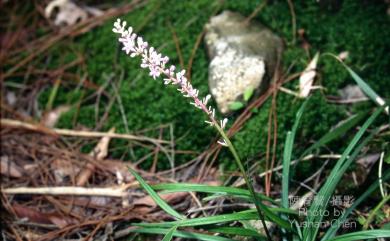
[305,129,378,241]
[253,201,293,230]
[135,208,295,231]
[300,112,366,158]
[202,193,262,202]
[326,230,390,241]
[281,100,308,240]
[327,53,389,114]
[214,114,275,239]
[321,169,390,240]
[282,131,293,209]
[132,227,235,241]
[363,195,390,230]
[293,220,303,240]
[46,78,61,111]
[134,210,258,228]
[153,184,292,229]
[303,107,383,241]
[228,101,245,110]
[344,65,389,114]
[243,87,254,102]
[128,168,185,220]
[161,226,177,241]
[207,227,266,239]
[152,183,275,203]
[283,100,309,208]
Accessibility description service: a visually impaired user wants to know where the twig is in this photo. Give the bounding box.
[265,60,280,196]
[150,128,163,173]
[169,123,176,178]
[167,22,184,70]
[1,118,168,144]
[287,0,296,44]
[2,184,137,197]
[111,71,130,134]
[186,2,221,82]
[243,0,267,25]
[186,30,205,82]
[279,86,300,97]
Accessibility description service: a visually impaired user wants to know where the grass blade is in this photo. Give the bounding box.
[132,227,235,241]
[283,100,309,209]
[300,112,367,158]
[326,53,389,114]
[344,65,389,114]
[134,210,258,228]
[363,195,390,230]
[282,99,309,208]
[282,131,293,208]
[152,183,275,203]
[207,227,266,239]
[128,167,185,220]
[321,169,390,240]
[153,183,292,229]
[281,100,308,240]
[135,208,294,230]
[305,129,378,241]
[162,226,177,241]
[325,230,390,241]
[303,107,383,241]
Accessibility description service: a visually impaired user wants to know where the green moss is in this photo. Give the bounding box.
[37,0,388,170]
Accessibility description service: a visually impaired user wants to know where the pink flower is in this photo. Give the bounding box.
[112,19,228,144]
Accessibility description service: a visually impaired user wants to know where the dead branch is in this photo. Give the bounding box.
[1,118,169,144]
[2,184,137,197]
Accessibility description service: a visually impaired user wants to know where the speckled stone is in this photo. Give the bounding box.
[204,11,283,114]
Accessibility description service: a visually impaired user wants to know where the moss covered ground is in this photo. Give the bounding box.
[39,0,389,171]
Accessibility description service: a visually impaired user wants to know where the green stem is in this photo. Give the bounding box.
[214,124,272,241]
[363,195,390,230]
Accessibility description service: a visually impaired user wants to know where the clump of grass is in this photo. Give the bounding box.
[116,16,390,240]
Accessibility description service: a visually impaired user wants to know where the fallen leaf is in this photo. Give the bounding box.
[23,231,42,240]
[41,105,70,128]
[51,158,80,184]
[90,127,115,160]
[45,0,103,27]
[62,196,112,207]
[100,160,136,183]
[23,163,39,173]
[1,156,24,178]
[243,87,254,102]
[13,204,51,224]
[299,52,319,98]
[228,101,245,111]
[337,51,349,61]
[134,192,188,207]
[340,153,381,188]
[356,153,380,169]
[75,163,95,186]
[338,84,369,103]
[76,127,115,186]
[5,91,17,106]
[13,204,77,228]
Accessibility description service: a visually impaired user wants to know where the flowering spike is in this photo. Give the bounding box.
[113,19,229,146]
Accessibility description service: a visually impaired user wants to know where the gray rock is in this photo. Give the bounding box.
[204,10,283,114]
